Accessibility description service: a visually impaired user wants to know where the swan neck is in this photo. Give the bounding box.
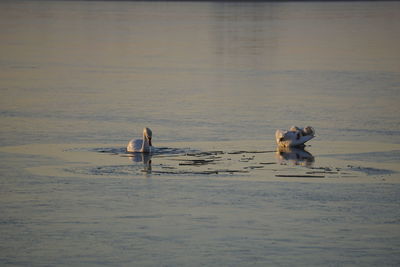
[141,132,150,152]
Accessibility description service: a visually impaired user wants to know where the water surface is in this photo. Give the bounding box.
[1,1,400,266]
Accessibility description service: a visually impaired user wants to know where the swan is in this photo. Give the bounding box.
[127,127,153,153]
[275,126,315,147]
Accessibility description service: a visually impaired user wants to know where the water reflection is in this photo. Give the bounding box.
[276,147,314,167]
[129,153,152,174]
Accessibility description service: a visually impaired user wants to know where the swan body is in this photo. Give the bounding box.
[275,126,315,147]
[127,127,153,153]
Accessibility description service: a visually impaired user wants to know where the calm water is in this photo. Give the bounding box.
[1,1,400,266]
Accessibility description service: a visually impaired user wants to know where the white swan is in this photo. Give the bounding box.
[275,126,315,147]
[127,127,153,153]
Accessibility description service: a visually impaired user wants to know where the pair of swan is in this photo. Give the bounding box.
[127,126,315,153]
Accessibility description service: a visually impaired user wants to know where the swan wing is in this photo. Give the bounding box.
[289,135,314,146]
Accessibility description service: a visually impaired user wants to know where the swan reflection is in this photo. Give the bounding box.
[128,152,152,174]
[276,146,314,167]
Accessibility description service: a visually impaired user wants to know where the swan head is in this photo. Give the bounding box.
[303,126,315,136]
[143,127,152,146]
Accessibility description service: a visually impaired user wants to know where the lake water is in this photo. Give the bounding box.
[1,1,400,266]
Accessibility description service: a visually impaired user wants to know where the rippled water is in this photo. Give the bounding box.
[1,1,400,266]
[1,0,400,145]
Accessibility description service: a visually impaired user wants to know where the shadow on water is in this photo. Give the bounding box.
[91,146,275,176]
[276,146,315,167]
[83,144,396,179]
[128,152,152,175]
